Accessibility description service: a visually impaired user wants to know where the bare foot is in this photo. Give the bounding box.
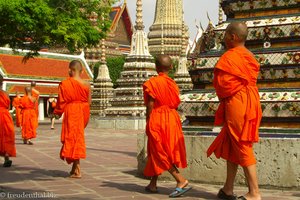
[240,193,261,200]
[176,180,189,188]
[69,173,81,179]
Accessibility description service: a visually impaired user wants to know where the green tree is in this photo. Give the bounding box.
[94,56,125,88]
[0,0,115,57]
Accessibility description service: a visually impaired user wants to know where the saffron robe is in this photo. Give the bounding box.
[12,96,22,127]
[32,89,39,121]
[54,77,90,164]
[207,46,262,167]
[0,91,16,157]
[143,73,187,176]
[21,96,38,140]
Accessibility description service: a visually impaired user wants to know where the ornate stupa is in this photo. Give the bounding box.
[105,0,156,118]
[174,21,193,91]
[181,0,300,128]
[148,0,189,57]
[90,39,114,116]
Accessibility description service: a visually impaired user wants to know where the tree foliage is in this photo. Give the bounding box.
[94,56,125,88]
[0,0,115,56]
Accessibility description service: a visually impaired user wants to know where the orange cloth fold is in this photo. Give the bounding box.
[143,73,187,177]
[207,46,262,167]
[0,91,16,157]
[12,97,22,127]
[54,77,90,164]
[20,96,38,140]
[32,89,39,121]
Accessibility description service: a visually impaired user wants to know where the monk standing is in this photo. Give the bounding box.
[143,55,191,198]
[207,22,262,200]
[31,81,40,122]
[54,60,91,178]
[20,87,38,145]
[0,76,16,167]
[12,91,22,127]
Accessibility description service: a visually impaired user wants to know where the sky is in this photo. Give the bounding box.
[119,0,220,40]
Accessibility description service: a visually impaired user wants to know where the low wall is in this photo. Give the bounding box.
[93,117,146,130]
[137,133,300,188]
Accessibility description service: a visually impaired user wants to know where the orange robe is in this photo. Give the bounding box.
[12,96,22,127]
[54,77,90,164]
[207,46,262,167]
[0,91,16,157]
[21,96,38,140]
[32,89,39,121]
[143,73,187,177]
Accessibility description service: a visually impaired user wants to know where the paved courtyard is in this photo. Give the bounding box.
[0,123,299,200]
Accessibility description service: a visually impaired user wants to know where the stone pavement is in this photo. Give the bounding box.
[0,124,299,200]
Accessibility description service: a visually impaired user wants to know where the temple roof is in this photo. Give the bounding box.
[110,3,133,40]
[0,48,93,82]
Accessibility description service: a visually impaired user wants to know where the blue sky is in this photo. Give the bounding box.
[121,0,220,39]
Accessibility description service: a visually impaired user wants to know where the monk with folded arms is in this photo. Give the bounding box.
[0,76,16,167]
[207,22,262,200]
[143,55,192,198]
[54,60,91,178]
[12,91,22,127]
[21,87,38,145]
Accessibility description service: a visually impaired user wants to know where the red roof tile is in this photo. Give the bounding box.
[8,85,59,95]
[0,54,90,80]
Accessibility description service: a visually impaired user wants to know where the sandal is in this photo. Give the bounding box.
[169,187,192,198]
[3,160,12,167]
[217,189,237,200]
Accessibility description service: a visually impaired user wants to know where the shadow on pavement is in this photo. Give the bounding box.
[0,166,69,183]
[100,181,218,199]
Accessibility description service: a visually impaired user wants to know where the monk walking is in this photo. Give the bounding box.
[21,87,38,145]
[31,81,40,122]
[143,55,191,198]
[0,76,16,167]
[54,60,91,178]
[207,22,262,200]
[12,92,22,127]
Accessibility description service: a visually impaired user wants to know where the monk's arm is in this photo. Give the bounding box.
[146,96,154,121]
[54,84,66,116]
[88,84,92,105]
[32,88,40,95]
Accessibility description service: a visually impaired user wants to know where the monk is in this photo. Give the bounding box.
[143,55,192,198]
[54,60,91,178]
[0,76,16,167]
[207,22,262,200]
[21,87,38,145]
[12,91,22,127]
[31,81,40,122]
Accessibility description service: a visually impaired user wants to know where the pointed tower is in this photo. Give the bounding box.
[90,38,114,116]
[148,0,189,57]
[105,0,156,121]
[174,20,193,92]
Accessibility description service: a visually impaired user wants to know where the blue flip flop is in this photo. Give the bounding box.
[169,187,192,198]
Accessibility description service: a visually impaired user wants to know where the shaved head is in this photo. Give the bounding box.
[25,86,31,95]
[155,55,172,72]
[31,81,36,87]
[69,60,83,72]
[226,22,248,42]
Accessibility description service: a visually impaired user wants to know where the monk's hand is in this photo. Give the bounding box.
[54,114,61,119]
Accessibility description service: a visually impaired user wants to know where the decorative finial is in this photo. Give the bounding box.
[218,0,224,24]
[161,23,164,54]
[100,39,106,64]
[135,0,144,30]
[207,12,212,25]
